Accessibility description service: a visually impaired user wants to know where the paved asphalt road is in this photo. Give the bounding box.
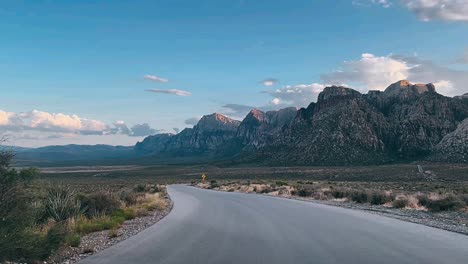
[81,185,468,264]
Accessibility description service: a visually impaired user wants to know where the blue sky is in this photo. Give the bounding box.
[1,0,468,147]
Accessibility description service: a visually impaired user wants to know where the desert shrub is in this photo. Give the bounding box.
[297,188,312,197]
[416,194,430,207]
[79,192,121,217]
[141,194,167,211]
[275,181,288,186]
[210,180,218,189]
[44,184,82,222]
[135,208,149,217]
[393,198,409,208]
[119,191,139,206]
[369,191,394,205]
[133,184,146,193]
[426,195,465,212]
[350,190,368,203]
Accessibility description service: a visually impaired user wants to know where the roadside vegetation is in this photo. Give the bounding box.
[0,148,168,263]
[197,180,468,213]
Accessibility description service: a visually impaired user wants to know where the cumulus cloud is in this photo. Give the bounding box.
[0,110,160,140]
[259,78,279,86]
[263,83,327,106]
[145,89,192,96]
[320,53,468,96]
[401,0,468,22]
[144,75,169,83]
[390,54,468,96]
[184,117,201,125]
[321,53,411,92]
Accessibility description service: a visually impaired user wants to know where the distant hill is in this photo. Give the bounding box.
[12,144,136,166]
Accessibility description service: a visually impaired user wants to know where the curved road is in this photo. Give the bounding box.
[81,185,468,264]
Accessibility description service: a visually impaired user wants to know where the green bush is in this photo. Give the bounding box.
[66,233,81,247]
[112,208,136,220]
[75,216,124,234]
[210,180,218,189]
[79,192,121,217]
[426,195,465,212]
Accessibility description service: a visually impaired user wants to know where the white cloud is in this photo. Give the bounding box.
[184,117,201,125]
[321,53,411,92]
[433,80,456,95]
[401,0,468,21]
[0,110,160,140]
[144,75,169,82]
[353,0,391,8]
[271,98,281,105]
[263,83,326,106]
[320,53,468,96]
[145,89,192,96]
[259,78,279,86]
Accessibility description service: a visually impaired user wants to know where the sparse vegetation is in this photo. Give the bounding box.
[0,147,170,263]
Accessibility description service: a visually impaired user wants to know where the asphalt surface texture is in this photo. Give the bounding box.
[80,184,468,264]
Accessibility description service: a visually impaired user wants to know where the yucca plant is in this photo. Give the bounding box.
[45,184,83,222]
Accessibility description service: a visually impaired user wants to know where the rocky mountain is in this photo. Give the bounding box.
[429,118,468,163]
[363,80,468,159]
[260,86,391,165]
[136,113,241,156]
[135,80,468,165]
[236,107,296,150]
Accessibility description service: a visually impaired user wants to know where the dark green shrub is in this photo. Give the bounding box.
[78,192,120,217]
[275,181,288,186]
[369,191,394,205]
[210,180,218,189]
[426,195,465,212]
[133,184,146,193]
[297,188,312,197]
[416,194,430,207]
[350,190,368,203]
[393,198,409,208]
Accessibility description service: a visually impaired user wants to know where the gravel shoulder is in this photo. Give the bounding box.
[51,196,174,264]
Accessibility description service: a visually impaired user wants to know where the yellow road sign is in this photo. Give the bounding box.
[201,173,207,181]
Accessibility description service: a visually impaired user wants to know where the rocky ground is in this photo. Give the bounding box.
[50,196,173,264]
[196,182,468,236]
